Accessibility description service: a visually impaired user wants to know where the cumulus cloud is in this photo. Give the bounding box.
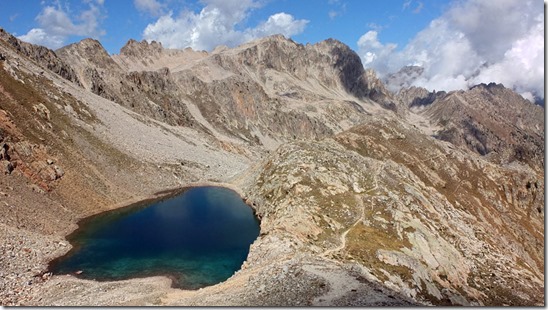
[249,13,308,38]
[358,0,544,100]
[18,1,105,49]
[469,14,544,99]
[18,28,66,49]
[357,30,397,75]
[142,0,309,51]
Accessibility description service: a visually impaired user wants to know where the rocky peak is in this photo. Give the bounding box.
[119,39,163,58]
[396,86,447,108]
[227,34,302,62]
[66,38,103,51]
[113,39,208,73]
[241,34,298,49]
[315,39,396,109]
[316,39,365,89]
[384,65,425,93]
[313,38,349,52]
[56,38,117,71]
[54,37,126,106]
[259,34,292,44]
[221,35,395,109]
[311,38,362,71]
[469,82,507,94]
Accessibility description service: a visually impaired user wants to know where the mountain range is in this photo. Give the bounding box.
[0,27,544,306]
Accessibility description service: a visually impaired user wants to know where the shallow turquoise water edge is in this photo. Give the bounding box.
[49,186,260,289]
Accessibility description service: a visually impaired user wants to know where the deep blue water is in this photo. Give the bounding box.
[49,186,260,289]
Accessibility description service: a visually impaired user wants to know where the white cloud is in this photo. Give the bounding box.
[36,6,78,37]
[447,0,538,63]
[357,30,397,75]
[250,13,308,38]
[134,0,166,16]
[142,0,308,51]
[367,22,383,31]
[18,28,66,49]
[358,0,544,100]
[17,1,105,49]
[470,14,544,99]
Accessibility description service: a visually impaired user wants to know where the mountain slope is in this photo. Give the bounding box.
[397,83,544,173]
[56,35,396,149]
[243,113,543,305]
[0,29,80,85]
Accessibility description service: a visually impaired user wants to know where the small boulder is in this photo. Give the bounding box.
[14,141,32,158]
[0,143,10,161]
[1,160,13,174]
[53,165,64,178]
[33,103,50,121]
[41,272,52,280]
[30,184,45,194]
[38,165,57,181]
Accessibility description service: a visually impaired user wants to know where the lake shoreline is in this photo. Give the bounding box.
[46,183,260,291]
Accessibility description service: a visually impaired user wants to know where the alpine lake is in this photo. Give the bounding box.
[48,186,261,289]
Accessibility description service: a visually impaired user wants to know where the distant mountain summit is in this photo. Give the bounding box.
[384,65,424,93]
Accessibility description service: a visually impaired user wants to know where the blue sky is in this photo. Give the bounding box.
[0,0,450,54]
[0,0,544,99]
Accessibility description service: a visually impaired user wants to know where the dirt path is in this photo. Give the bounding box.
[321,160,385,258]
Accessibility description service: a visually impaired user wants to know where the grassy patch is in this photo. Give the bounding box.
[345,222,413,282]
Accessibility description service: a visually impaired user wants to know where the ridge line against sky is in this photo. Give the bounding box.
[0,0,545,100]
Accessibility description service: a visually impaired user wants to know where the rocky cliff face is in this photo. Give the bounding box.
[56,39,123,101]
[55,35,395,147]
[0,29,544,306]
[213,36,396,109]
[57,39,204,129]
